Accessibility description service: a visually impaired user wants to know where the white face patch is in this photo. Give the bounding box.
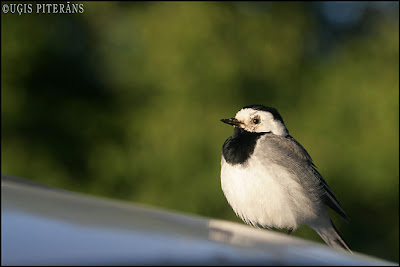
[235,108,288,136]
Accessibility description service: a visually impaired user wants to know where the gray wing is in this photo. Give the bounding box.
[263,134,349,222]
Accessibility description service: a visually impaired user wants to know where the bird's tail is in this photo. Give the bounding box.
[313,219,352,253]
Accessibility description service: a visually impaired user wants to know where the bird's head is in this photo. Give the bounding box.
[221,105,288,136]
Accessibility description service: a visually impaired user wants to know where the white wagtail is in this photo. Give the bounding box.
[220,105,352,252]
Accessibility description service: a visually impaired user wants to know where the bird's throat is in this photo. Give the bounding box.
[222,129,267,165]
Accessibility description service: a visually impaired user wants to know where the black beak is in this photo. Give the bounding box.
[220,117,242,127]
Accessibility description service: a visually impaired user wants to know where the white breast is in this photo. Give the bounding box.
[220,149,319,230]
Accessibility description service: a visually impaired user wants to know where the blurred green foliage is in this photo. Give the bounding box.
[1,1,398,262]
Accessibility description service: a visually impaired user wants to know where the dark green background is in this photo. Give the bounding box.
[1,1,398,262]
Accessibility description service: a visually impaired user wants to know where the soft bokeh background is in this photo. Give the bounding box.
[1,1,398,262]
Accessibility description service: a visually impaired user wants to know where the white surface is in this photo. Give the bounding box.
[1,175,397,266]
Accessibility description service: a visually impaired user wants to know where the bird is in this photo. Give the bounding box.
[220,104,352,252]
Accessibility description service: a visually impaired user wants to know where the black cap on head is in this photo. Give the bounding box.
[242,105,285,124]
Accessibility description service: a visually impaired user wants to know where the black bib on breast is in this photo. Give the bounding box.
[222,128,268,165]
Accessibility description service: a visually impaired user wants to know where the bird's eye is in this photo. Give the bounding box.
[253,118,260,124]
